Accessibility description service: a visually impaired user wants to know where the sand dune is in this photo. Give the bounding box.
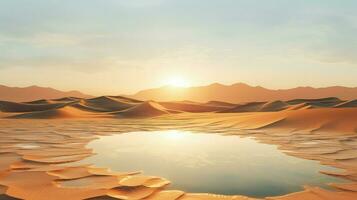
[219,97,353,113]
[1,96,173,119]
[5,103,355,134]
[115,101,174,118]
[227,108,357,134]
[69,101,111,112]
[108,95,143,103]
[82,96,137,112]
[334,99,357,108]
[286,97,342,107]
[25,99,58,104]
[51,97,82,102]
[284,102,312,110]
[9,106,98,119]
[259,101,289,112]
[1,96,356,129]
[204,101,237,108]
[160,101,228,113]
[218,102,266,113]
[0,100,65,112]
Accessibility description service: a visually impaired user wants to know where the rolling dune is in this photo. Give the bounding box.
[0,101,65,113]
[160,101,228,113]
[286,97,342,107]
[219,97,355,113]
[218,102,266,113]
[70,101,112,112]
[283,103,312,111]
[259,101,289,112]
[334,99,357,108]
[227,108,357,134]
[25,99,58,104]
[82,96,137,112]
[0,96,356,135]
[51,97,82,102]
[114,101,175,118]
[9,106,99,119]
[204,100,237,108]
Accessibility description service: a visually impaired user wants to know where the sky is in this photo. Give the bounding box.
[0,0,356,95]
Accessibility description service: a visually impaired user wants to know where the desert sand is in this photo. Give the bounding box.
[0,96,357,199]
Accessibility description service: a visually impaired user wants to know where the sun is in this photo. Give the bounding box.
[165,130,186,140]
[166,76,190,87]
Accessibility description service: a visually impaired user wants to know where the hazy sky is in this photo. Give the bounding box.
[0,0,356,95]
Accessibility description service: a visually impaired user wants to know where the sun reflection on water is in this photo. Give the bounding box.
[81,130,345,197]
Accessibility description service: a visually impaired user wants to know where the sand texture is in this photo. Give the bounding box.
[0,96,357,199]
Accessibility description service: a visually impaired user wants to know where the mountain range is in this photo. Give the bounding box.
[0,85,92,102]
[129,83,357,103]
[1,83,357,103]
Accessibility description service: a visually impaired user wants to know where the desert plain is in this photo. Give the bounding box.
[0,96,356,200]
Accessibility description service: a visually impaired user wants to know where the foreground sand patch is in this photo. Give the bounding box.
[0,171,107,200]
[178,193,257,200]
[107,186,156,199]
[56,175,120,189]
[143,190,185,200]
[48,166,92,179]
[267,187,357,200]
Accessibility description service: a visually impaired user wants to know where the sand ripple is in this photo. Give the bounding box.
[0,115,356,199]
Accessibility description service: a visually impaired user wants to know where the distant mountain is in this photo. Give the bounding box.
[128,83,357,103]
[0,85,92,102]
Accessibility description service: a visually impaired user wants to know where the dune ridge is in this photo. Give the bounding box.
[81,96,137,112]
[0,96,356,135]
[227,108,357,134]
[114,101,176,118]
[159,101,228,113]
[0,100,66,113]
[218,97,355,113]
[9,106,99,119]
[334,99,357,108]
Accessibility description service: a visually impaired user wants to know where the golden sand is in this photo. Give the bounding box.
[0,96,357,199]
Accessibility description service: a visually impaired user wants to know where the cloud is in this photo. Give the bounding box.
[0,55,144,73]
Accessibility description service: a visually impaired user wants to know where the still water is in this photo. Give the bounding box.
[81,130,344,197]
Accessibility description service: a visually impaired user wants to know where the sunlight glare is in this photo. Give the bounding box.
[166,76,190,87]
[165,130,186,140]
